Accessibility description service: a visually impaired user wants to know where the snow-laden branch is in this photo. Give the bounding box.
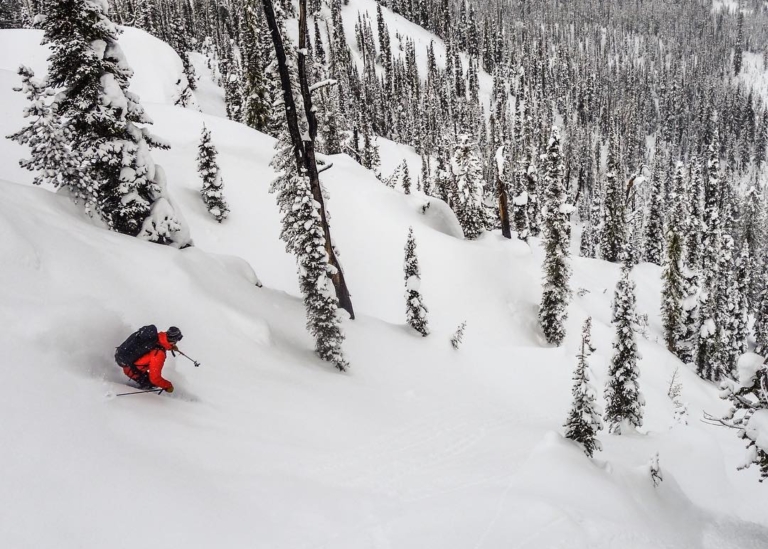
[309,79,338,94]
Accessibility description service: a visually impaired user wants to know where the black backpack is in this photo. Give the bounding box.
[115,325,160,366]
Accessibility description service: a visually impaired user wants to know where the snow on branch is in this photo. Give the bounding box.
[309,79,338,93]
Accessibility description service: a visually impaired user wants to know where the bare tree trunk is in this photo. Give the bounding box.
[496,147,511,239]
[296,0,355,318]
[260,0,355,319]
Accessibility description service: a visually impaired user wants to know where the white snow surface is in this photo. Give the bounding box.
[746,410,768,454]
[1,26,768,549]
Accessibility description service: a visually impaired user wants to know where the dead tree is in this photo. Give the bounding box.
[260,0,355,319]
[496,145,512,239]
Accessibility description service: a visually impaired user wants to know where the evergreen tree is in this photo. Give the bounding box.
[564,317,604,457]
[756,111,768,170]
[697,136,724,381]
[222,41,244,122]
[733,243,751,357]
[173,76,197,109]
[270,130,348,371]
[734,10,744,76]
[450,321,467,349]
[42,0,185,244]
[755,268,768,355]
[401,161,412,194]
[605,262,644,434]
[679,264,700,366]
[686,157,704,271]
[713,234,738,376]
[360,112,381,176]
[539,127,572,346]
[719,362,768,481]
[661,162,688,359]
[6,66,91,207]
[643,161,665,265]
[197,125,229,223]
[242,4,271,132]
[741,185,764,305]
[511,170,530,242]
[450,134,486,240]
[580,184,601,258]
[404,227,429,336]
[600,128,625,263]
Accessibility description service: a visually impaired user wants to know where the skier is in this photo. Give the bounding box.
[115,326,183,392]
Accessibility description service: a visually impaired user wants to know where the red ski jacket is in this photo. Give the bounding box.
[123,331,174,390]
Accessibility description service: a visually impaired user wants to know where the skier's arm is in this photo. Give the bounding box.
[147,350,173,390]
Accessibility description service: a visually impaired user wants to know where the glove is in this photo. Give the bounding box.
[165,385,174,394]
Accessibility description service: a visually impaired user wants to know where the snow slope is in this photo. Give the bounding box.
[1,26,767,549]
[739,52,768,105]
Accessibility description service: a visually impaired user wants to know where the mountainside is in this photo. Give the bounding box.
[1,2,768,548]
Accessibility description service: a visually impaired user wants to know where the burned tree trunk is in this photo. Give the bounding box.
[496,146,511,239]
[261,0,355,319]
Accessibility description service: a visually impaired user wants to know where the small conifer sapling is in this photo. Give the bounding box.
[451,321,467,350]
[564,317,604,457]
[197,125,229,222]
[404,227,429,336]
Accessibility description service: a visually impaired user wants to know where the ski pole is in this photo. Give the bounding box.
[175,348,201,367]
[116,388,164,397]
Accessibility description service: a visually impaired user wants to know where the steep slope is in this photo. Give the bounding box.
[0,25,767,549]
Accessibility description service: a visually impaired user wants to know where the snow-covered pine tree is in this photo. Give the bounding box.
[679,264,700,366]
[604,261,644,434]
[757,111,768,171]
[512,97,530,242]
[732,243,751,357]
[7,65,91,207]
[649,453,663,486]
[539,126,572,346]
[420,155,432,196]
[361,112,382,177]
[734,9,744,76]
[173,75,196,109]
[580,182,601,258]
[404,227,429,336]
[402,161,412,194]
[713,234,739,376]
[42,0,186,245]
[511,170,530,242]
[450,134,486,240]
[450,321,467,350]
[686,157,704,271]
[755,268,768,355]
[741,184,764,305]
[270,129,348,370]
[719,360,768,481]
[564,317,604,457]
[600,127,625,263]
[661,161,688,359]
[197,125,229,222]
[667,367,688,425]
[697,136,724,381]
[242,3,271,133]
[643,160,665,265]
[222,41,244,122]
[265,0,349,369]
